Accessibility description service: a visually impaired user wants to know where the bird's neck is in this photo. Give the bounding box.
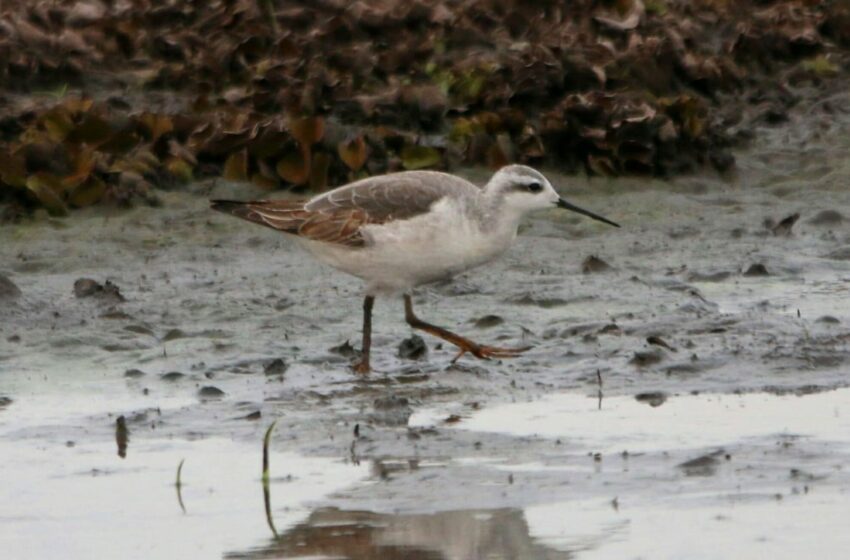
[477,190,524,238]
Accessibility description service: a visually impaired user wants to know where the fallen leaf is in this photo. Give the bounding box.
[338,135,368,171]
[594,0,644,32]
[41,107,75,142]
[223,149,249,181]
[166,158,193,183]
[400,145,441,170]
[0,151,28,188]
[289,116,324,146]
[61,150,96,189]
[138,113,174,143]
[251,173,278,189]
[26,173,68,216]
[69,177,106,208]
[67,113,112,145]
[801,55,839,77]
[310,151,330,192]
[276,149,310,185]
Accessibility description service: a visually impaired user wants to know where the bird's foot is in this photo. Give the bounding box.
[452,343,533,363]
[351,357,371,375]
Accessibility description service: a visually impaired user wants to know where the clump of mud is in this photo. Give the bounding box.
[73,278,125,303]
[0,273,21,300]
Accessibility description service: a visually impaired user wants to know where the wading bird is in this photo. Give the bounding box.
[212,165,619,373]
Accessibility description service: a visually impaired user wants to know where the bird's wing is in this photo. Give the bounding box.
[212,171,479,248]
[211,199,367,246]
[305,171,477,223]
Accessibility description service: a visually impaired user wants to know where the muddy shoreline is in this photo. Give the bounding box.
[2,91,850,558]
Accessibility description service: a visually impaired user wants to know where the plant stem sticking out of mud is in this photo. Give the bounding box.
[175,459,186,514]
[115,415,129,458]
[596,369,604,410]
[262,420,277,484]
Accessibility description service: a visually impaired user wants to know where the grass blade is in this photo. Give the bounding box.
[262,420,277,484]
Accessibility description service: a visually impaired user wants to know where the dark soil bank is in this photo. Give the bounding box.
[3,0,850,219]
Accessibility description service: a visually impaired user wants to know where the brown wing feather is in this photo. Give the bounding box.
[211,199,371,247]
[305,171,478,222]
[210,170,481,248]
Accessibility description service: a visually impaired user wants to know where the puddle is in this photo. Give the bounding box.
[0,437,369,559]
[0,381,369,559]
[227,507,573,559]
[410,389,850,454]
[226,490,850,560]
[0,388,197,435]
[402,390,850,558]
[525,495,850,559]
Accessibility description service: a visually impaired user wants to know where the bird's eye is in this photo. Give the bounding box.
[527,181,543,193]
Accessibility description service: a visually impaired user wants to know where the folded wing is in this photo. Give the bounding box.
[211,171,478,248]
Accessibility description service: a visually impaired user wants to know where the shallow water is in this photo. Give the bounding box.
[0,437,369,559]
[412,389,850,453]
[0,391,370,559]
[2,92,850,558]
[525,495,850,559]
[408,389,850,557]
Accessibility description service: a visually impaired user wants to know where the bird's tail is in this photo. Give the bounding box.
[210,198,310,234]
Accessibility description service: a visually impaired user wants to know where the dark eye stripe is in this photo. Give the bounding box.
[512,181,543,193]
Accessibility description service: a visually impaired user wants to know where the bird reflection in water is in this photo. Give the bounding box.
[226,506,573,560]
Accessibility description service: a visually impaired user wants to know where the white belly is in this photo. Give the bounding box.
[299,198,516,293]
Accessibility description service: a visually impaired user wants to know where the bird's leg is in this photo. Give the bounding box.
[352,295,374,374]
[403,294,531,363]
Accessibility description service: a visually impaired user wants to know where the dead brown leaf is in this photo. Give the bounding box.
[338,135,368,171]
[276,149,310,185]
[223,149,249,182]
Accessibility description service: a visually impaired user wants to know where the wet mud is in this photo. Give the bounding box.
[2,94,850,558]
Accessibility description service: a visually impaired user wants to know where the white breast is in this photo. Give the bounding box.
[299,197,517,293]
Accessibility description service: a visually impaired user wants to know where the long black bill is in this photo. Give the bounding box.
[557,198,620,228]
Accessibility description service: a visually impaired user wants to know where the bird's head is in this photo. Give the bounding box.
[484,165,619,227]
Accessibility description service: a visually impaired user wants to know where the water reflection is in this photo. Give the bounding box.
[175,458,186,514]
[227,507,573,560]
[263,482,277,538]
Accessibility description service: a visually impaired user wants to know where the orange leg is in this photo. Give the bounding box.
[403,295,531,363]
